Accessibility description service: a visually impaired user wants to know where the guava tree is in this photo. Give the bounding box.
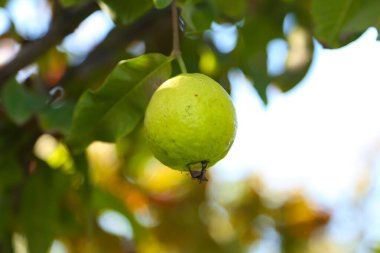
[0,0,379,252]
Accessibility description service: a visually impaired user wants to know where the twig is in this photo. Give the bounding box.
[171,0,187,73]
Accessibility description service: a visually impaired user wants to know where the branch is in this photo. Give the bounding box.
[60,8,172,97]
[0,1,99,86]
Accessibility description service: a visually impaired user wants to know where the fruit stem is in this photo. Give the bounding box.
[171,0,187,73]
[177,55,187,73]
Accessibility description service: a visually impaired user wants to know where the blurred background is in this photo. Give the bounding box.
[1,0,380,252]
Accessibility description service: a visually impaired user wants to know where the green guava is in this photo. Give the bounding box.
[144,73,237,177]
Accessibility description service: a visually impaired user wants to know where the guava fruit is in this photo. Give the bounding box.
[144,73,237,181]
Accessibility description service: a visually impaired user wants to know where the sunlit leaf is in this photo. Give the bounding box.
[69,53,173,151]
[277,195,330,239]
[199,48,218,76]
[153,0,173,9]
[99,0,153,25]
[0,79,47,125]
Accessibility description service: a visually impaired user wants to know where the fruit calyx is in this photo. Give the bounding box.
[188,160,209,183]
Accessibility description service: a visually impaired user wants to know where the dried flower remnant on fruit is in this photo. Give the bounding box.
[188,160,208,183]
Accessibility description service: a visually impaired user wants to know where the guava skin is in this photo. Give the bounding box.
[144,73,237,171]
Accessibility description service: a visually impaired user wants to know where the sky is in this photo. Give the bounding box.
[214,28,380,252]
[217,27,380,205]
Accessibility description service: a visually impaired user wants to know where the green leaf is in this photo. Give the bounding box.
[20,161,70,253]
[181,2,215,34]
[311,0,379,48]
[0,192,13,250]
[69,53,173,151]
[312,0,354,47]
[342,0,380,35]
[236,13,283,104]
[0,156,22,247]
[153,0,172,9]
[241,54,269,105]
[38,101,75,136]
[213,0,247,20]
[59,0,87,7]
[272,29,314,92]
[0,156,22,191]
[1,79,47,125]
[98,0,153,25]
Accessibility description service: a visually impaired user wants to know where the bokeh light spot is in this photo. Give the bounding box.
[98,210,134,239]
[208,22,237,54]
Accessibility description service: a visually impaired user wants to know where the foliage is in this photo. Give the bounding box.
[0,0,379,252]
[69,53,173,151]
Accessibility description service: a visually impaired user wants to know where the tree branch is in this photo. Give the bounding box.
[0,1,99,86]
[60,8,172,97]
